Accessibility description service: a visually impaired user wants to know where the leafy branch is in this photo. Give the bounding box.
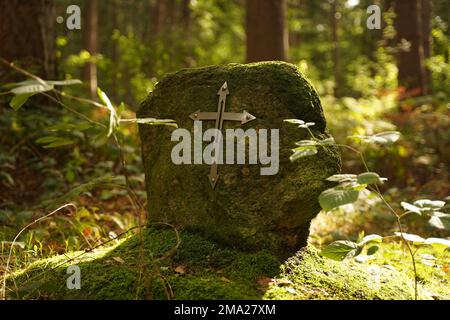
[285,119,450,300]
[0,58,180,300]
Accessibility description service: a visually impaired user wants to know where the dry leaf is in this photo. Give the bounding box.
[82,227,92,237]
[175,265,186,274]
[257,277,275,287]
[112,256,125,264]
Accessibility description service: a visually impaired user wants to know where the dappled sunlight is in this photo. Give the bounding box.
[0,0,449,303]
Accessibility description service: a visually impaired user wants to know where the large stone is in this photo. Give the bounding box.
[138,61,341,257]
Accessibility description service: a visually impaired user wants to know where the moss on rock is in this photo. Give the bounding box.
[7,227,424,300]
[137,62,341,257]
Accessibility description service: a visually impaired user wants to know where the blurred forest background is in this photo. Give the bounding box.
[0,0,449,299]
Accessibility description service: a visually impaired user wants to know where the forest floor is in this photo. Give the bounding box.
[3,226,443,300]
[1,96,449,300]
[2,195,449,300]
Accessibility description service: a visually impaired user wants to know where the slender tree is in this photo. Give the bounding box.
[246,0,288,62]
[394,0,430,96]
[150,0,167,36]
[181,0,193,66]
[84,0,99,99]
[0,0,56,82]
[111,0,119,101]
[330,0,341,97]
[421,0,432,91]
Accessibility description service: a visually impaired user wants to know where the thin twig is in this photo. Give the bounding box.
[326,132,420,299]
[0,57,47,86]
[369,186,419,299]
[54,90,107,109]
[41,92,106,129]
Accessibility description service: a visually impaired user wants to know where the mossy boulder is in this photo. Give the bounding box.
[8,227,425,300]
[138,62,341,257]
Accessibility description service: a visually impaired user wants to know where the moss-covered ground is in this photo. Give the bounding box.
[5,226,435,300]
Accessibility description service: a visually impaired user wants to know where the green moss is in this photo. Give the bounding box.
[372,243,450,300]
[264,246,427,300]
[7,227,424,300]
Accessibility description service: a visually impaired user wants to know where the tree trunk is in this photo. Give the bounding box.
[84,0,99,99]
[111,0,119,101]
[331,0,341,97]
[246,0,288,62]
[181,0,193,67]
[150,0,166,36]
[181,0,191,33]
[0,0,56,82]
[394,0,428,96]
[421,0,432,92]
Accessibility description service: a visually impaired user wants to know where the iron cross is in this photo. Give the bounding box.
[189,82,256,189]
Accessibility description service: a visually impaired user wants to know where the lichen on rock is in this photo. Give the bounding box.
[137,61,341,257]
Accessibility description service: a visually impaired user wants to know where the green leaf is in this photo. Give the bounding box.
[11,83,53,95]
[367,245,380,255]
[3,80,42,89]
[394,232,425,244]
[4,79,81,89]
[400,202,422,215]
[356,172,386,185]
[358,234,383,246]
[117,102,126,118]
[420,259,435,267]
[36,136,59,144]
[372,131,401,144]
[289,147,317,161]
[284,119,305,125]
[318,137,335,146]
[344,182,368,191]
[36,136,75,148]
[424,238,450,249]
[419,253,437,260]
[47,79,82,86]
[349,131,401,145]
[326,174,357,183]
[319,188,359,212]
[9,93,36,110]
[429,212,450,230]
[97,88,117,137]
[120,118,178,128]
[43,139,76,148]
[320,240,359,261]
[413,199,445,211]
[294,140,317,146]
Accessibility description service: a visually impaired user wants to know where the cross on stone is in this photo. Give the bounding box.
[189,82,256,189]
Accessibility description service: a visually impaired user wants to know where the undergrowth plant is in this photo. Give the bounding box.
[285,119,450,300]
[0,59,178,300]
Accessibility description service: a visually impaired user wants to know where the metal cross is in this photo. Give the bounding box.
[189,82,256,189]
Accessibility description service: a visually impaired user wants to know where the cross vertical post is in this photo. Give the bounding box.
[189,82,256,189]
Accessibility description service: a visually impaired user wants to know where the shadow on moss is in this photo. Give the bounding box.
[7,226,423,300]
